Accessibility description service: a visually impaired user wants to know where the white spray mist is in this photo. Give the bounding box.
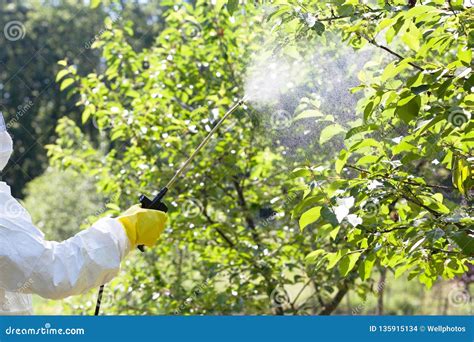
[242,33,375,164]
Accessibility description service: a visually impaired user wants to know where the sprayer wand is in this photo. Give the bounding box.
[137,97,245,249]
[94,97,246,315]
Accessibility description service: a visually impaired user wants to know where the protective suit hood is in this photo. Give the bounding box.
[0,114,13,171]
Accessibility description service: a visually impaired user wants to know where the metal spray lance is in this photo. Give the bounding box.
[94,97,246,315]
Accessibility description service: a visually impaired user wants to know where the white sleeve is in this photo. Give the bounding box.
[0,194,131,300]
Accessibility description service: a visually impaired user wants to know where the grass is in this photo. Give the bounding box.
[32,275,472,315]
[33,296,64,315]
[338,273,472,315]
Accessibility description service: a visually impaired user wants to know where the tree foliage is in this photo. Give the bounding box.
[47,0,473,314]
[23,168,104,241]
[267,0,473,289]
[0,0,166,197]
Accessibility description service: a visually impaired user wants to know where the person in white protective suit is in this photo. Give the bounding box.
[0,113,168,314]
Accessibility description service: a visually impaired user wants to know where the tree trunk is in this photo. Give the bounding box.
[376,268,387,315]
[320,284,349,315]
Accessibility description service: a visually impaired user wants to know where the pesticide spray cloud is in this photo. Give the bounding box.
[244,54,307,131]
[244,55,306,106]
[243,34,373,160]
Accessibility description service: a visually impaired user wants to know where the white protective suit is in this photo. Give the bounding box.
[0,116,130,314]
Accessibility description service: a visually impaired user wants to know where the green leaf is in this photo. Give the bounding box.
[452,156,471,195]
[60,78,74,91]
[56,69,70,83]
[312,21,325,35]
[111,129,125,141]
[126,89,140,98]
[451,232,474,255]
[215,0,226,11]
[293,109,323,121]
[305,249,325,264]
[335,149,349,174]
[356,154,380,166]
[329,226,340,240]
[349,138,382,152]
[320,124,345,145]
[402,30,420,51]
[419,272,434,289]
[376,17,394,34]
[326,249,347,270]
[339,252,361,276]
[392,141,417,155]
[394,262,417,279]
[106,203,120,211]
[82,107,91,124]
[410,84,429,95]
[363,100,374,121]
[381,61,409,82]
[450,0,463,9]
[458,46,472,67]
[299,206,322,231]
[91,0,101,9]
[395,95,421,124]
[405,5,437,18]
[345,124,378,140]
[420,193,450,214]
[266,5,292,22]
[227,0,239,15]
[290,168,312,179]
[358,253,376,281]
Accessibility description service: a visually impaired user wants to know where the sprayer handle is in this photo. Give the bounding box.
[137,188,169,253]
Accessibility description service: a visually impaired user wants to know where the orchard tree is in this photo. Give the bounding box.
[0,0,166,196]
[266,0,473,296]
[49,0,365,315]
[48,0,472,315]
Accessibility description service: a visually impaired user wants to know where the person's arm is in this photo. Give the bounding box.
[0,195,130,300]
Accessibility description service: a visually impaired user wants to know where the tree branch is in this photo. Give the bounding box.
[319,282,349,315]
[345,164,453,190]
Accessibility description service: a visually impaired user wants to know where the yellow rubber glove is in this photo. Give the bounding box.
[118,205,168,247]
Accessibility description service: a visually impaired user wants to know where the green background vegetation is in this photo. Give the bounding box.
[0,0,472,315]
